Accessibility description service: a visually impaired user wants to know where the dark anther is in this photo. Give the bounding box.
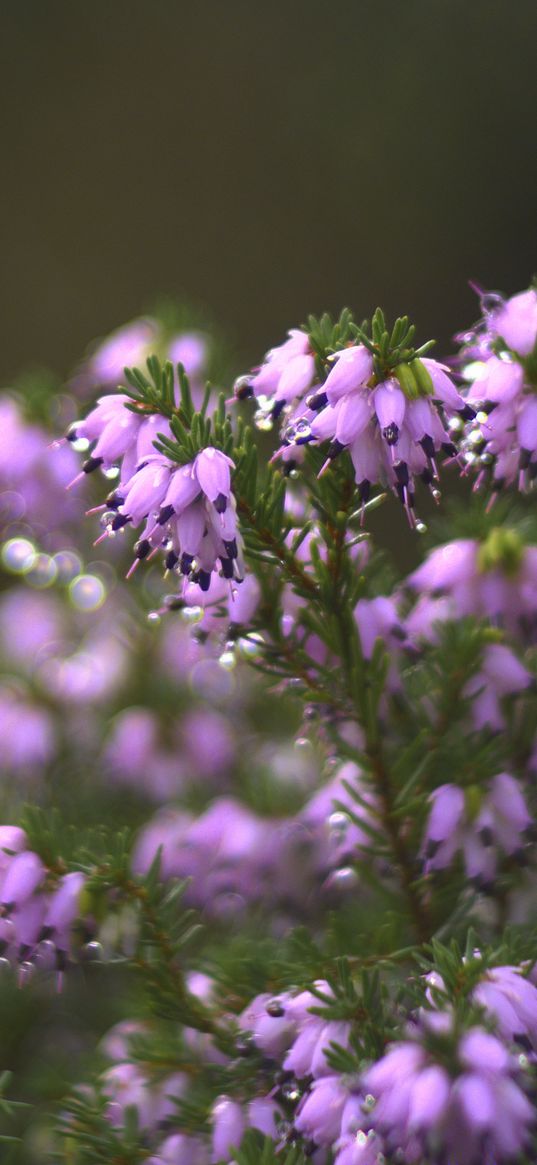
[214,493,227,514]
[327,439,345,460]
[180,553,194,575]
[165,550,179,570]
[105,491,123,511]
[307,390,328,412]
[382,423,399,445]
[198,570,211,592]
[420,435,436,459]
[223,538,238,559]
[82,455,104,474]
[272,400,286,421]
[394,460,409,486]
[112,513,130,531]
[220,557,234,579]
[158,504,175,525]
[458,404,476,421]
[135,539,151,560]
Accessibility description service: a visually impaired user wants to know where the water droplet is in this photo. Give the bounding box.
[99,510,117,530]
[82,940,104,962]
[147,611,161,625]
[102,465,120,480]
[328,811,350,837]
[18,960,35,985]
[448,416,463,433]
[519,1053,529,1070]
[0,957,11,973]
[361,1093,376,1113]
[431,488,441,501]
[181,605,204,625]
[1,537,36,574]
[69,573,106,611]
[280,1082,301,1104]
[236,633,264,660]
[415,521,427,534]
[70,435,90,452]
[219,649,236,671]
[327,866,359,892]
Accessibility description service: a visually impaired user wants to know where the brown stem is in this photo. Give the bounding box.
[366,737,432,945]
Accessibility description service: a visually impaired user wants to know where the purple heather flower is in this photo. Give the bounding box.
[247,1096,282,1138]
[294,1074,350,1145]
[235,328,316,419]
[1,851,45,911]
[493,289,537,358]
[278,344,468,526]
[473,965,537,1053]
[421,772,532,887]
[334,1130,384,1165]
[149,1133,210,1165]
[83,319,157,389]
[103,1063,154,1129]
[168,332,208,380]
[407,533,537,640]
[210,1096,245,1163]
[70,379,245,594]
[364,1023,534,1164]
[42,871,86,948]
[459,285,537,492]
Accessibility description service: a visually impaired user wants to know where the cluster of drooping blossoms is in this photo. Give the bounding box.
[407,526,537,641]
[71,315,210,406]
[235,319,474,526]
[0,828,88,983]
[457,285,537,496]
[421,772,533,889]
[67,390,245,596]
[133,763,377,917]
[99,959,537,1164]
[363,1012,534,1164]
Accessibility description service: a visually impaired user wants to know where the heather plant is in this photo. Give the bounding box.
[1,289,537,1164]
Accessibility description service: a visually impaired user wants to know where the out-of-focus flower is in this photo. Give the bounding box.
[420,773,533,888]
[458,285,537,494]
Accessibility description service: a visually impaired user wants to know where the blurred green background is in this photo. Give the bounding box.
[1,0,536,384]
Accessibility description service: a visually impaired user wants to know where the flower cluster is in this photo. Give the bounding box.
[364,1015,533,1164]
[421,772,533,889]
[72,316,210,406]
[406,527,537,641]
[0,828,87,982]
[133,763,376,916]
[458,285,537,494]
[236,318,474,526]
[68,388,244,595]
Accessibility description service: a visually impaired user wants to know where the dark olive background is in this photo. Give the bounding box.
[1,0,536,385]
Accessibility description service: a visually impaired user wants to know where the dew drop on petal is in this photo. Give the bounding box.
[218,649,236,671]
[181,605,204,625]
